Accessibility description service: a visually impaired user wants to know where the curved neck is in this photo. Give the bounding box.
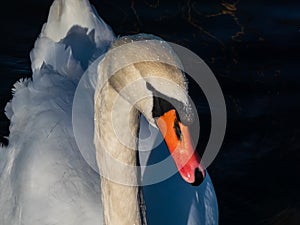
[94,82,147,225]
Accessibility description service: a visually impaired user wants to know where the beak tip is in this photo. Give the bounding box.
[190,168,206,186]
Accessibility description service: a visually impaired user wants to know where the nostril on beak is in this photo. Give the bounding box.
[191,168,205,186]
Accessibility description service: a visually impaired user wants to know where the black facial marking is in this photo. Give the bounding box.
[152,96,179,119]
[146,82,184,119]
[173,118,182,141]
[146,82,194,126]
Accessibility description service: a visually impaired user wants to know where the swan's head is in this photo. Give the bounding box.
[99,34,206,186]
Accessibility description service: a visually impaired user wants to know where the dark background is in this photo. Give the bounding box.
[0,0,299,224]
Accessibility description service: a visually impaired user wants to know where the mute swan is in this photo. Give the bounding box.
[0,0,219,224]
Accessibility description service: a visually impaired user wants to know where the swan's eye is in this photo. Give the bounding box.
[173,118,182,141]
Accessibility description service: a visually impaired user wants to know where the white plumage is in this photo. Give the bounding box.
[0,0,219,224]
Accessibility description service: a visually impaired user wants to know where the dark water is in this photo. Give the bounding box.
[0,0,300,224]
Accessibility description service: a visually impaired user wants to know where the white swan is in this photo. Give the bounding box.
[0,0,219,224]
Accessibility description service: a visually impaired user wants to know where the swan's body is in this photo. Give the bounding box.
[0,0,218,224]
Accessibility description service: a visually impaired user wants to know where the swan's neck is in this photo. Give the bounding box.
[94,82,146,225]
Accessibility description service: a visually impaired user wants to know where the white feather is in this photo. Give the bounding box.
[0,0,218,224]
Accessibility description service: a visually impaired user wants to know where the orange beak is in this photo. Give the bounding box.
[156,109,206,186]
